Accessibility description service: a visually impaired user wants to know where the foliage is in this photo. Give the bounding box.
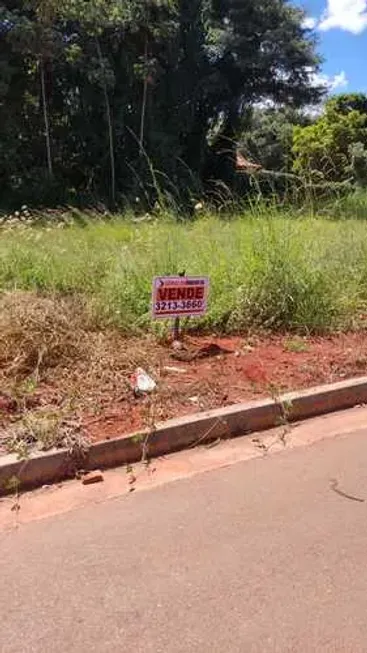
[292,93,367,185]
[239,107,313,171]
[239,109,294,173]
[0,0,322,208]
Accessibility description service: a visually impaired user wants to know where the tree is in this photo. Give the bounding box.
[216,2,320,119]
[292,93,367,184]
[59,0,132,207]
[204,0,323,185]
[35,0,61,179]
[0,0,323,208]
[327,93,367,116]
[0,0,63,183]
[239,107,311,172]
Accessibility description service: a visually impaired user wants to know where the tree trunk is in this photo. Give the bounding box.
[139,36,148,155]
[40,57,53,178]
[96,37,116,209]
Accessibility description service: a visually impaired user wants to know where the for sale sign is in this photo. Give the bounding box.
[152,276,209,319]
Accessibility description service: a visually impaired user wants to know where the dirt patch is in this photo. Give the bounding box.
[1,292,367,455]
[82,332,367,443]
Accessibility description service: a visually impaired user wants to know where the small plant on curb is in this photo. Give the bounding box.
[131,433,145,445]
[3,474,21,495]
[3,407,90,459]
[126,464,137,492]
[139,393,159,464]
[267,382,294,445]
[284,338,310,354]
[2,475,22,511]
[6,436,31,460]
[279,398,294,424]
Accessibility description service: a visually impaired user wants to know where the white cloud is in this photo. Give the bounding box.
[329,70,349,90]
[252,69,348,118]
[302,16,318,29]
[309,69,349,91]
[301,70,349,117]
[319,0,367,34]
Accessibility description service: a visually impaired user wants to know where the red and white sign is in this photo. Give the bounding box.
[152,276,209,319]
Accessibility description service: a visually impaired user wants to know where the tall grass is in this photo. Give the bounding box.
[1,208,367,334]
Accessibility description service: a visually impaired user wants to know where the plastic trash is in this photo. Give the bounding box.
[131,367,156,395]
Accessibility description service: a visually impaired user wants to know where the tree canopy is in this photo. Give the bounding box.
[292,93,367,186]
[0,0,323,208]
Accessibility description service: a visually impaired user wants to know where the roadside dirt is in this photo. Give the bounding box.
[2,331,367,453]
[82,332,367,442]
[2,406,366,531]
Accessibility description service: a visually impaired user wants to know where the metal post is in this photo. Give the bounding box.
[173,316,180,341]
[172,270,185,341]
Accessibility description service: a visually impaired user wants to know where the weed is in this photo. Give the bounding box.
[6,435,31,460]
[284,338,310,353]
[131,433,145,445]
[4,475,21,494]
[0,212,366,334]
[4,408,89,459]
[266,382,294,446]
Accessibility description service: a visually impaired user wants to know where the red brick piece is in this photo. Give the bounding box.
[82,470,104,485]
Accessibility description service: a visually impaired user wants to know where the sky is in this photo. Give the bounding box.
[295,0,367,94]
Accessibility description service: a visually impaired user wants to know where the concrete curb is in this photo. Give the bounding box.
[1,376,367,494]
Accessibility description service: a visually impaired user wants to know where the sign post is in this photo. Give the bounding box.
[152,275,209,339]
[173,315,180,342]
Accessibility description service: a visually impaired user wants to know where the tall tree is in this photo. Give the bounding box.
[206,0,323,183]
[292,93,367,185]
[239,107,312,172]
[1,0,63,182]
[0,0,323,207]
[35,0,59,178]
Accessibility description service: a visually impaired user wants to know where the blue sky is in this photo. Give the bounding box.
[294,0,367,94]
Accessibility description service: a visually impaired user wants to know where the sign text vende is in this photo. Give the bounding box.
[152,276,209,319]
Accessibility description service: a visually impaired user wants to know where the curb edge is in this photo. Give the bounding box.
[1,376,367,494]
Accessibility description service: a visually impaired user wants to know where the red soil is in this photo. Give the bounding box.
[81,332,367,443]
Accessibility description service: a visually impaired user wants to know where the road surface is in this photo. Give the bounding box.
[1,411,367,652]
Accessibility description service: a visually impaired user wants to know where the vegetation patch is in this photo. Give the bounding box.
[1,212,367,459]
[1,213,367,333]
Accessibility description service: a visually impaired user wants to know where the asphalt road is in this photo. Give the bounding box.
[1,424,367,652]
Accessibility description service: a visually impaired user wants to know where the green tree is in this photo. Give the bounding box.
[59,0,129,207]
[0,0,63,186]
[205,0,323,184]
[0,0,323,208]
[239,107,311,172]
[327,93,367,116]
[292,93,367,184]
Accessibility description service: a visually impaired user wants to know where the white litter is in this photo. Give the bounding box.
[131,368,156,395]
[163,366,187,374]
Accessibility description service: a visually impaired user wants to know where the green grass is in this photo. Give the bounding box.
[1,209,367,334]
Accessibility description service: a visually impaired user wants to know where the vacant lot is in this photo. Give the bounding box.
[1,212,367,333]
[1,211,367,457]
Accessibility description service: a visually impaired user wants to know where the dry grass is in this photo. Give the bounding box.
[0,291,228,458]
[0,291,165,457]
[2,289,367,461]
[3,409,90,459]
[0,291,161,383]
[0,292,91,381]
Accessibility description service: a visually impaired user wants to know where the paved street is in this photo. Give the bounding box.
[1,413,367,652]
